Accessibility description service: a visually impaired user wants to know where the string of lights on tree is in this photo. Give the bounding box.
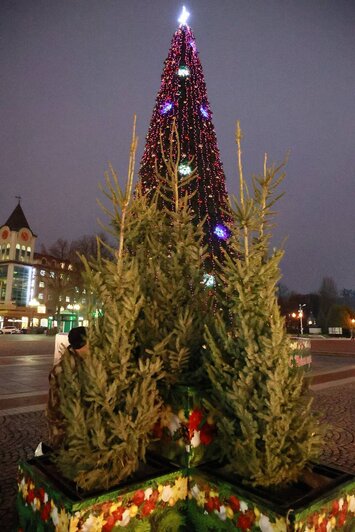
[139,7,231,273]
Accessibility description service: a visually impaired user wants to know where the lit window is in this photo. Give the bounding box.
[50,271,55,278]
[38,293,44,300]
[40,270,46,276]
[39,281,45,288]
[66,296,70,303]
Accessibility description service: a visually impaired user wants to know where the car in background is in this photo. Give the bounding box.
[0,326,22,334]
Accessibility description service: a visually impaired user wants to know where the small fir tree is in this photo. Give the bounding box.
[54,120,163,491]
[204,123,323,487]
[133,121,212,396]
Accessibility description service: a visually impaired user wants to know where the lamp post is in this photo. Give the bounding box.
[28,298,39,328]
[298,304,306,335]
[0,280,5,302]
[351,318,355,340]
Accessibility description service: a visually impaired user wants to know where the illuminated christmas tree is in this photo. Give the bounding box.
[139,7,230,269]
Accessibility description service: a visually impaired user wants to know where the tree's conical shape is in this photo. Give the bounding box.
[139,21,230,268]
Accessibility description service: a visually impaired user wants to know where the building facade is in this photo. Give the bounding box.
[0,203,87,332]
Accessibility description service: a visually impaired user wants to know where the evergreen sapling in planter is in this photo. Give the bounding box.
[204,123,324,488]
[53,119,164,492]
[131,121,216,464]
[135,120,211,392]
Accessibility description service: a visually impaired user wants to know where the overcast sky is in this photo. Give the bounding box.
[1,0,354,294]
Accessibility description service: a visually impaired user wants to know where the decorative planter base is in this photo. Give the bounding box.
[16,456,355,531]
[16,455,187,531]
[188,462,355,531]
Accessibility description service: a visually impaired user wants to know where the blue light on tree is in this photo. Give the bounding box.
[200,105,209,119]
[213,224,230,240]
[160,101,174,115]
[189,39,197,53]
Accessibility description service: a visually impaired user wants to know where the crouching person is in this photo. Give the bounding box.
[46,326,88,449]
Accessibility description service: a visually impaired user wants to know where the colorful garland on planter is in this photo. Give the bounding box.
[294,492,355,531]
[188,476,355,531]
[17,466,187,531]
[188,480,286,531]
[17,464,355,531]
[17,471,70,529]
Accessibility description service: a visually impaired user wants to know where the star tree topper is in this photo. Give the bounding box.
[178,5,190,26]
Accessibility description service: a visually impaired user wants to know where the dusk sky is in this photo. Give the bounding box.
[1,0,354,294]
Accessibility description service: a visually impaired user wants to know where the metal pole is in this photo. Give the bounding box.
[299,304,305,335]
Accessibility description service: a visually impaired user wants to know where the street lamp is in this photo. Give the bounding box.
[298,304,306,335]
[351,318,355,340]
[28,298,39,328]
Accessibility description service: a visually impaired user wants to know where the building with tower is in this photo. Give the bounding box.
[0,201,38,328]
[0,202,86,332]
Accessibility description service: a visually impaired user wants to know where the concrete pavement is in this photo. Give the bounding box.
[0,335,54,416]
[311,337,355,356]
[1,336,355,414]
